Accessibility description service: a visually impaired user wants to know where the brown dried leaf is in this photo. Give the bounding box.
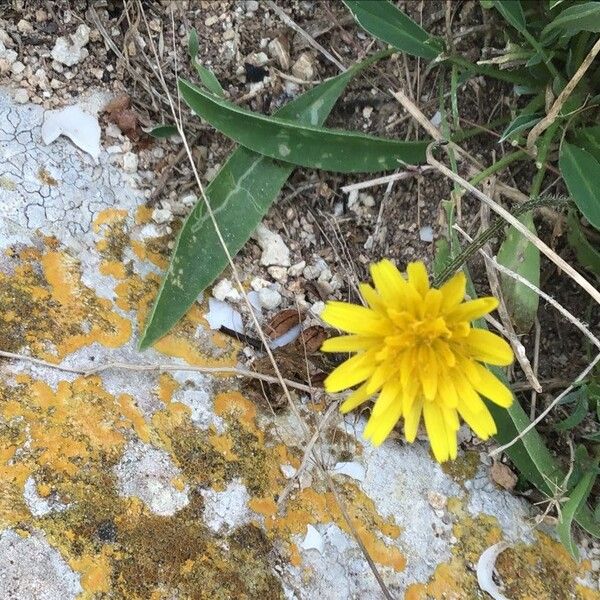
[104,95,139,140]
[265,308,302,340]
[490,461,518,491]
[297,325,328,354]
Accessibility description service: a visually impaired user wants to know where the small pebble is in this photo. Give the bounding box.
[258,287,282,310]
[14,88,29,104]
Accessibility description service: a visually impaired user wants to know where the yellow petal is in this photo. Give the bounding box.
[404,396,423,442]
[407,261,430,297]
[446,297,498,324]
[370,259,407,304]
[439,271,466,311]
[359,283,385,312]
[423,401,450,462]
[418,345,437,400]
[442,407,459,460]
[450,370,484,414]
[321,301,387,336]
[340,382,372,413]
[437,375,458,408]
[433,339,456,367]
[401,376,419,414]
[468,363,514,408]
[423,289,443,318]
[372,380,402,417]
[321,335,377,353]
[324,352,376,393]
[464,329,514,366]
[365,403,403,446]
[366,361,396,394]
[457,401,497,439]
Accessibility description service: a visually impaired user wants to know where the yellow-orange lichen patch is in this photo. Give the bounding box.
[93,208,129,232]
[100,260,128,280]
[404,512,599,600]
[0,245,131,360]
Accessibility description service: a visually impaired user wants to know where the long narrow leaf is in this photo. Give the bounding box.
[492,0,527,33]
[140,53,390,348]
[557,470,598,558]
[178,80,428,173]
[543,1,600,37]
[560,142,600,230]
[342,0,443,60]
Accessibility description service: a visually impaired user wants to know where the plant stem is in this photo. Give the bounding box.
[445,54,535,87]
[522,29,561,80]
[434,195,567,287]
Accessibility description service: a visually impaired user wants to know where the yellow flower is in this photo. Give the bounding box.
[320,259,514,462]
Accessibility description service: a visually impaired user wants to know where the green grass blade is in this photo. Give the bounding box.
[497,212,540,333]
[491,0,527,33]
[140,52,390,348]
[560,142,600,230]
[178,80,428,174]
[342,0,443,60]
[543,1,600,37]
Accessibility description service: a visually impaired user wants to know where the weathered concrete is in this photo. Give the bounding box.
[0,89,598,599]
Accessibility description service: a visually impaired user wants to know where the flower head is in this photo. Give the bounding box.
[320,259,514,462]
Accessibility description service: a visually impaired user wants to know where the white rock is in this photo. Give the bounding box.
[303,264,321,280]
[301,525,324,554]
[258,287,282,310]
[13,88,29,104]
[268,37,290,70]
[254,223,290,267]
[23,476,68,517]
[114,441,189,516]
[204,298,244,333]
[292,52,315,80]
[310,301,325,316]
[331,461,366,482]
[201,480,252,533]
[245,0,259,12]
[267,266,288,281]
[41,105,101,163]
[122,151,138,173]
[151,208,172,224]
[51,24,91,67]
[280,464,297,479]
[419,225,434,242]
[247,51,269,67]
[288,260,306,277]
[105,122,122,138]
[212,278,241,302]
[10,60,24,75]
[205,15,219,26]
[250,276,270,291]
[0,530,82,599]
[223,28,236,41]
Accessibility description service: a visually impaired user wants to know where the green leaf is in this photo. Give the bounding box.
[432,238,451,279]
[492,0,527,33]
[190,63,226,98]
[178,79,428,173]
[187,27,225,98]
[140,52,389,348]
[148,124,178,138]
[572,125,600,163]
[543,1,600,37]
[342,0,443,60]
[554,387,589,431]
[557,469,597,558]
[560,142,600,230]
[188,28,199,61]
[566,210,600,277]
[499,112,542,142]
[497,212,540,333]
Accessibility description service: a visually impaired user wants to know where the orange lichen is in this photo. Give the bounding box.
[93,208,129,232]
[404,512,599,600]
[100,260,128,279]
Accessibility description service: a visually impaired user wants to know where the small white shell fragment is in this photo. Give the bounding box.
[430,110,442,127]
[301,525,324,554]
[419,225,434,242]
[331,461,366,482]
[41,105,101,163]
[269,323,302,349]
[204,298,244,333]
[476,541,511,600]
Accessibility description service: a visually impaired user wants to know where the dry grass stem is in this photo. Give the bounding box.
[527,37,600,154]
[428,145,600,307]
